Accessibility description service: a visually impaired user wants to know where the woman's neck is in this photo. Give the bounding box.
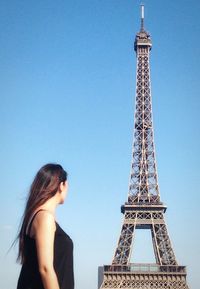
[39,195,59,216]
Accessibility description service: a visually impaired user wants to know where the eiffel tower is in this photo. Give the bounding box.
[98,5,189,289]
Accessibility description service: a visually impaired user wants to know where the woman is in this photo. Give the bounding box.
[16,163,74,289]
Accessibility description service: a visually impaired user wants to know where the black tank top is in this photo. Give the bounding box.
[17,210,74,289]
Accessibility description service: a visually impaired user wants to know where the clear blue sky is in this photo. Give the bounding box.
[0,1,199,288]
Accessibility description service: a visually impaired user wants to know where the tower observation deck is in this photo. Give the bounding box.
[98,5,189,289]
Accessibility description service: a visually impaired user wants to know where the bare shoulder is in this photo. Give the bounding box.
[31,210,56,237]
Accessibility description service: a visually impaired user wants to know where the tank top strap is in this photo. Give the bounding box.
[25,209,54,236]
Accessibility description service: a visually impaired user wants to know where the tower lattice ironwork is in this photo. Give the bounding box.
[98,5,189,289]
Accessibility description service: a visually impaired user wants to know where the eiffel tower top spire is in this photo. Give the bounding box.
[134,4,152,51]
[140,4,145,32]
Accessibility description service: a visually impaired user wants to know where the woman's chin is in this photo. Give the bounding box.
[59,199,65,205]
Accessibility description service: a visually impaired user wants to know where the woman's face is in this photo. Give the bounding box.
[59,181,68,204]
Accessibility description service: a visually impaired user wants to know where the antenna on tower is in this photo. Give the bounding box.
[141,4,144,31]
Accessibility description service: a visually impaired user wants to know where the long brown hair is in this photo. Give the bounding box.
[17,163,67,264]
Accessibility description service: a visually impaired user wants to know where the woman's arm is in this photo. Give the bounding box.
[33,211,60,289]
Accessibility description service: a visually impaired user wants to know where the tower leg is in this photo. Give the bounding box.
[152,222,177,266]
[112,223,135,265]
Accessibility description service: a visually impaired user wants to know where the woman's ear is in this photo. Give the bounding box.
[59,181,65,193]
[59,181,67,193]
